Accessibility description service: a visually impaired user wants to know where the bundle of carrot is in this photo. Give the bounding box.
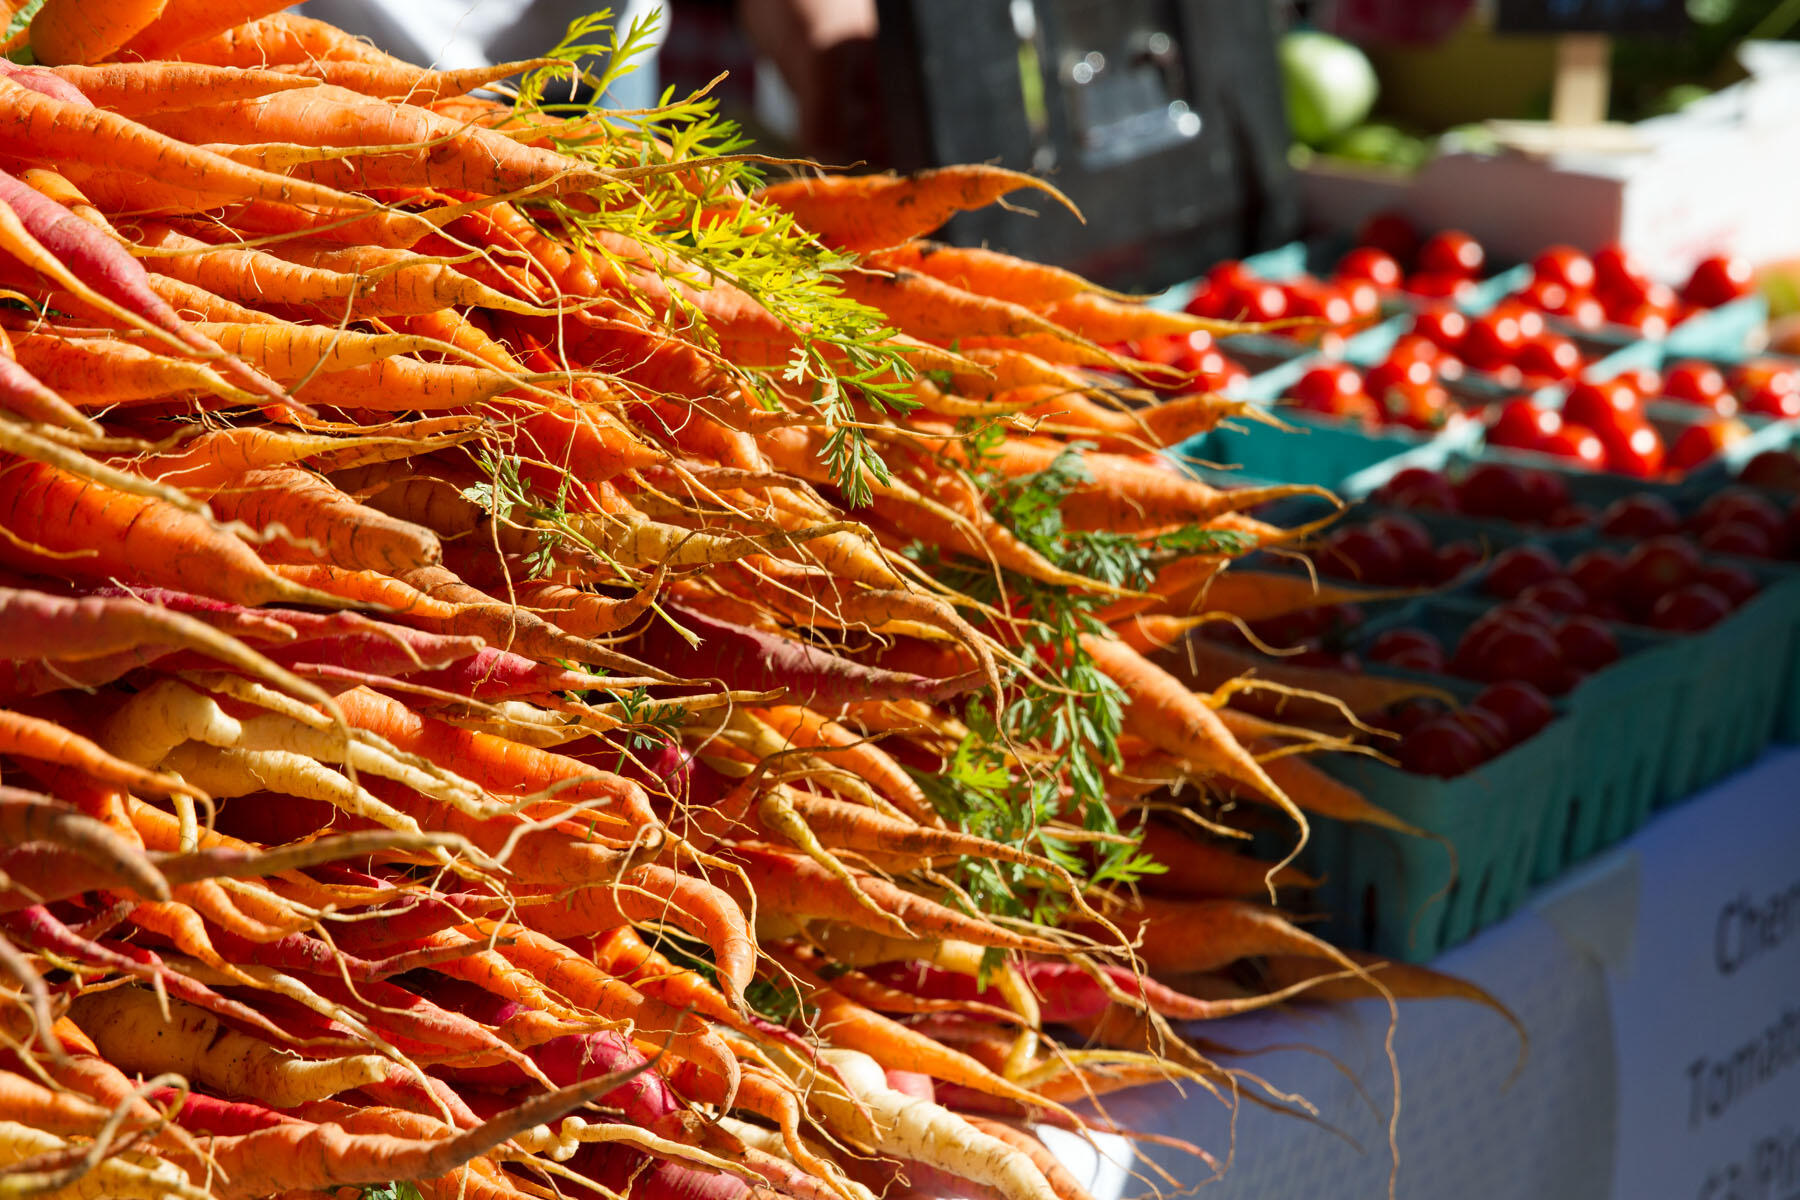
[0,3,1515,1198]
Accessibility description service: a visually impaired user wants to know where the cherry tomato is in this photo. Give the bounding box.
[1364,354,1434,399]
[1418,230,1485,277]
[1372,466,1459,512]
[1368,628,1446,673]
[1386,332,1446,366]
[1562,379,1640,430]
[1532,245,1597,291]
[1486,398,1561,451]
[1318,526,1404,584]
[1237,282,1289,323]
[1727,359,1798,399]
[1433,539,1484,581]
[1602,419,1666,479]
[1516,334,1582,382]
[1521,467,1572,517]
[1662,360,1735,415]
[1649,583,1734,631]
[1567,548,1625,602]
[1294,363,1363,408]
[1405,272,1479,302]
[1692,489,1786,544]
[1599,493,1682,538]
[1618,536,1702,612]
[1458,622,1568,692]
[1561,292,1609,330]
[1412,306,1469,353]
[1456,462,1547,521]
[1699,521,1776,558]
[1367,514,1435,575]
[1342,278,1382,321]
[1286,279,1355,328]
[1457,707,1514,755]
[1519,578,1588,614]
[1485,545,1565,598]
[1377,378,1453,430]
[1682,254,1755,308]
[1609,365,1664,399]
[1357,211,1419,265]
[1739,449,1800,492]
[1593,243,1649,296]
[1742,381,1800,419]
[1697,563,1760,606]
[1515,277,1571,315]
[1555,616,1621,670]
[1460,310,1525,370]
[1336,246,1403,289]
[1399,718,1487,777]
[1472,681,1556,742]
[1183,284,1226,318]
[1546,502,1597,528]
[1667,419,1750,473]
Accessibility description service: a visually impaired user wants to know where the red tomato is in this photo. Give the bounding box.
[1662,360,1735,416]
[1607,301,1674,339]
[1521,467,1572,515]
[1649,583,1734,631]
[1516,334,1582,382]
[1555,616,1621,670]
[1238,282,1289,323]
[1727,359,1798,400]
[1364,355,1434,399]
[1667,419,1750,473]
[1368,514,1434,573]
[1562,379,1641,430]
[1456,462,1547,521]
[1368,628,1446,673]
[1599,493,1682,538]
[1619,536,1702,610]
[1739,450,1800,492]
[1399,718,1487,777]
[1377,378,1453,430]
[1412,306,1470,352]
[1460,310,1525,370]
[1342,278,1382,320]
[1456,706,1514,755]
[1742,382,1800,419]
[1383,699,1449,738]
[1532,245,1597,291]
[1418,230,1485,277]
[1609,365,1664,399]
[1287,279,1355,327]
[1318,526,1404,584]
[1518,577,1588,614]
[1406,272,1479,302]
[1561,292,1609,330]
[1485,545,1564,598]
[1602,419,1666,478]
[1568,548,1625,602]
[1697,563,1760,606]
[1357,211,1419,265]
[1472,681,1556,742]
[1433,539,1484,581]
[1539,423,1608,471]
[1593,243,1648,296]
[1458,622,1567,692]
[1546,502,1598,529]
[1372,466,1459,512]
[1294,363,1363,408]
[1700,522,1776,558]
[1692,489,1787,544]
[1487,398,1561,451]
[1682,254,1755,308]
[1516,277,1571,315]
[1387,332,1446,366]
[1336,246,1403,289]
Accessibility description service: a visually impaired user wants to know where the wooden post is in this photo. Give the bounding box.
[1551,33,1610,126]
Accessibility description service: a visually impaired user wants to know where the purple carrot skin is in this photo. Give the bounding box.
[290,971,538,1077]
[0,61,91,107]
[203,927,491,981]
[639,604,985,707]
[403,647,627,701]
[324,894,513,952]
[0,167,298,410]
[565,1138,777,1200]
[144,1087,293,1136]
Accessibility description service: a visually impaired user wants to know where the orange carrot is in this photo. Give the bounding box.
[756,166,1080,253]
[158,13,396,68]
[0,78,374,212]
[865,240,1114,308]
[207,465,441,575]
[119,0,308,59]
[29,0,169,66]
[51,62,319,111]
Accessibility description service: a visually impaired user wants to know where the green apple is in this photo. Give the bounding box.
[1280,30,1379,150]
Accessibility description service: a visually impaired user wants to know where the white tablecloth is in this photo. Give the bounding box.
[1057,746,1800,1200]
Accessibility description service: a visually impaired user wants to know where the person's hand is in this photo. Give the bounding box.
[739,0,879,163]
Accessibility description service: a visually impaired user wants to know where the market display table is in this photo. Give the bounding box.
[1051,747,1800,1200]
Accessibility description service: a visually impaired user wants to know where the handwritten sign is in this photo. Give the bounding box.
[1495,0,1688,34]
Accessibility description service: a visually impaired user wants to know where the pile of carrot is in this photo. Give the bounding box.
[0,3,1514,1198]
